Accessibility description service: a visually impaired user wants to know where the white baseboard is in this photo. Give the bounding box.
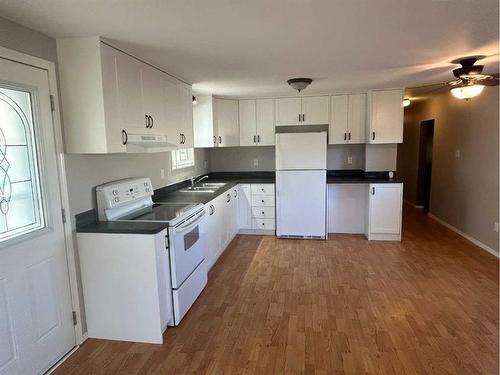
[428,213,499,258]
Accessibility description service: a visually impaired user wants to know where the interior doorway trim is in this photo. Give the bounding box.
[0,45,85,345]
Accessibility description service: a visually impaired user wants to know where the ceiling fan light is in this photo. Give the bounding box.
[403,99,411,107]
[450,84,484,100]
[287,78,312,93]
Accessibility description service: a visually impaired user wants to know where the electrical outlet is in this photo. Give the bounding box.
[253,159,259,167]
[455,149,461,158]
[203,160,208,169]
[160,168,165,180]
[347,156,353,165]
[494,222,499,233]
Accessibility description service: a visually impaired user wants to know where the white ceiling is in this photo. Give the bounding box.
[1,0,498,97]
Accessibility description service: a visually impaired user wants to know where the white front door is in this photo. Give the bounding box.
[0,58,75,374]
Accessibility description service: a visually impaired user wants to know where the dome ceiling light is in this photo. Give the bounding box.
[287,78,312,93]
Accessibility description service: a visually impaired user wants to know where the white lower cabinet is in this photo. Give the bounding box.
[240,183,276,233]
[366,183,403,241]
[238,184,252,229]
[327,182,403,241]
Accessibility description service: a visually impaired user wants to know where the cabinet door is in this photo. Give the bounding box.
[329,95,348,144]
[141,65,166,134]
[116,51,146,132]
[163,76,183,147]
[368,89,403,144]
[369,184,402,234]
[347,94,366,143]
[99,43,126,153]
[256,99,275,146]
[275,97,301,126]
[214,98,239,147]
[238,184,252,229]
[193,95,214,148]
[301,96,329,125]
[239,100,257,146]
[178,83,194,149]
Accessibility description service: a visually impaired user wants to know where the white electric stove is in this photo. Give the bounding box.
[96,177,208,326]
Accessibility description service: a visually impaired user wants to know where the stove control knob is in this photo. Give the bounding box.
[112,189,118,196]
[114,197,120,203]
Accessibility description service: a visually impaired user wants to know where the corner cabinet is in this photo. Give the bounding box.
[367,89,404,144]
[366,183,403,241]
[57,37,193,153]
[275,96,329,126]
[239,99,275,146]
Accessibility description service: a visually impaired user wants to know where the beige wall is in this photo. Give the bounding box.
[398,87,499,252]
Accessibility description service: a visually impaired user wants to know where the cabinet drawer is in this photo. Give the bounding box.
[252,219,275,230]
[251,184,275,196]
[251,195,275,207]
[251,206,275,219]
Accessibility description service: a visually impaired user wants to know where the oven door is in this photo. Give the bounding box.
[169,209,207,289]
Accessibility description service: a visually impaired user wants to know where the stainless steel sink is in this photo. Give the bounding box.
[179,186,217,193]
[198,182,227,188]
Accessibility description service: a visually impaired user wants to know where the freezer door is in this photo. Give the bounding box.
[275,132,327,170]
[276,170,326,238]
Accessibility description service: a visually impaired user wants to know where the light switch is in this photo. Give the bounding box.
[160,168,165,179]
[494,222,499,233]
[253,159,259,167]
[347,156,353,165]
[455,149,461,158]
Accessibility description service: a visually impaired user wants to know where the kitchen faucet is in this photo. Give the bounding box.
[190,175,209,187]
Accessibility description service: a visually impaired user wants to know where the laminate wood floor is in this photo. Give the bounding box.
[56,206,499,374]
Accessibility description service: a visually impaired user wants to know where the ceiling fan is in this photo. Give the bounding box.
[408,56,499,100]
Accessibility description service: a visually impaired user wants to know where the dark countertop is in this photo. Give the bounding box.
[76,170,400,234]
[327,170,401,184]
[77,220,168,235]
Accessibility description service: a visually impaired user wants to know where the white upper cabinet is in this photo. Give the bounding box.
[275,96,329,126]
[140,65,167,133]
[256,99,275,146]
[301,96,329,125]
[57,37,193,153]
[329,95,348,144]
[367,89,403,144]
[214,98,239,147]
[193,95,215,148]
[275,97,302,126]
[329,94,366,144]
[239,99,275,146]
[239,99,257,146]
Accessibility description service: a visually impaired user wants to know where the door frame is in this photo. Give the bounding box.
[0,46,85,345]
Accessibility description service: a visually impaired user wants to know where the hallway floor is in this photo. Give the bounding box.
[56,206,499,374]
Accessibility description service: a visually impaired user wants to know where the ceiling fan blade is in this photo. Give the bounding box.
[407,82,446,90]
[481,77,499,86]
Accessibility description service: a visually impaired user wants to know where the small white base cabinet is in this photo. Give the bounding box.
[328,184,366,234]
[239,183,275,234]
[77,229,172,344]
[366,183,403,241]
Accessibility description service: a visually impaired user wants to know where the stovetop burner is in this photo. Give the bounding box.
[118,203,200,223]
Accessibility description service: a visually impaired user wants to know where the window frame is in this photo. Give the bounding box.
[171,148,195,170]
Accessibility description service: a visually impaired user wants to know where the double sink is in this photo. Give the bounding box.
[179,182,227,194]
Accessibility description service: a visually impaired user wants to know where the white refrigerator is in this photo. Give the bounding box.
[275,131,327,239]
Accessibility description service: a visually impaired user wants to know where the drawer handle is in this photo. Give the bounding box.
[262,211,264,214]
[261,200,264,203]
[261,188,264,191]
[262,223,265,226]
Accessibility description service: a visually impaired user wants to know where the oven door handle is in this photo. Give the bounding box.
[174,210,206,234]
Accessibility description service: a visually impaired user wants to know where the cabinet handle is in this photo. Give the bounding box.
[348,132,351,141]
[262,211,264,215]
[145,114,149,128]
[226,193,231,202]
[302,114,305,122]
[213,136,217,145]
[344,133,347,141]
[165,235,169,250]
[182,134,186,144]
[122,130,128,145]
[218,136,222,144]
[372,131,375,141]
[233,190,237,197]
[150,115,154,128]
[298,114,301,122]
[254,135,256,143]
[371,187,375,195]
[179,134,183,144]
[257,135,260,143]
[261,199,264,203]
[212,205,216,214]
